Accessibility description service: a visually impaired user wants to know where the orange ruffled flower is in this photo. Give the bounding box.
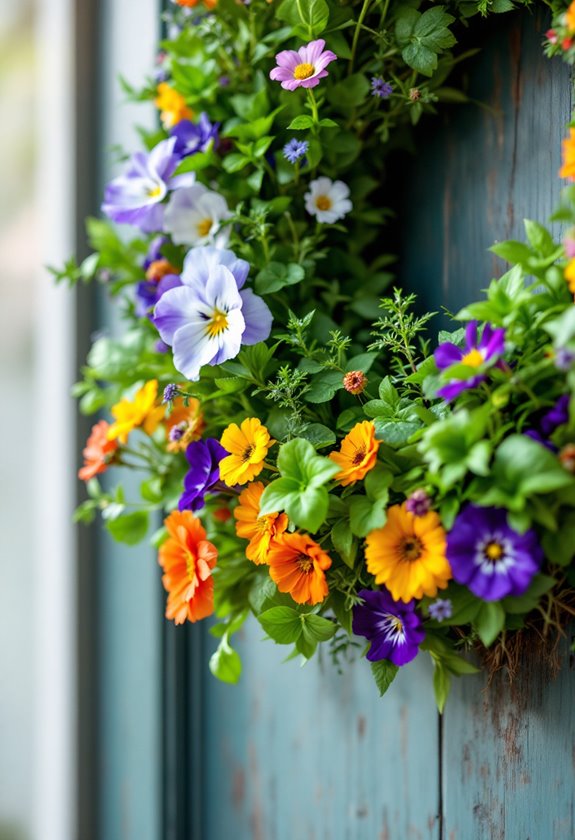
[154,82,193,129]
[268,532,332,605]
[365,503,451,603]
[164,396,205,452]
[108,380,165,445]
[78,420,118,481]
[234,482,288,565]
[566,1,575,33]
[219,418,274,486]
[158,510,218,624]
[175,0,217,7]
[329,420,381,486]
[560,128,575,181]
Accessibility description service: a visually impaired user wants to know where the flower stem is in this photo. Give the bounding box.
[349,0,372,76]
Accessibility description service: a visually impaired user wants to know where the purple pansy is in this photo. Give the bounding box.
[102,137,194,233]
[171,114,219,157]
[136,273,182,318]
[446,504,543,601]
[178,438,227,512]
[153,246,272,380]
[434,321,506,401]
[352,588,425,666]
[270,39,337,91]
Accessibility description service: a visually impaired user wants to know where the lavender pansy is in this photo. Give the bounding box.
[178,438,227,512]
[352,588,425,666]
[163,184,231,247]
[102,137,194,233]
[171,114,219,157]
[446,504,543,601]
[434,321,505,401]
[153,246,272,380]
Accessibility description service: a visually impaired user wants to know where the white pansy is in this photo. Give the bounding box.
[304,176,352,224]
[164,184,231,247]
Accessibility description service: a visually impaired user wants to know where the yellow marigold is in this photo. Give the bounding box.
[108,380,165,444]
[219,418,274,486]
[329,420,381,486]
[560,128,575,181]
[164,396,205,452]
[365,503,451,603]
[567,1,575,33]
[565,259,575,295]
[268,532,332,605]
[154,82,193,129]
[234,482,288,565]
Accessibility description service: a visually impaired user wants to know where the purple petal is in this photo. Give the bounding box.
[239,289,273,345]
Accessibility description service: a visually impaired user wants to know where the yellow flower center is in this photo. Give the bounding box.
[197,218,213,237]
[148,184,163,198]
[297,554,314,573]
[399,537,423,562]
[315,195,333,211]
[206,309,229,337]
[391,617,403,634]
[461,348,484,367]
[484,541,504,561]
[242,444,255,462]
[352,447,366,465]
[293,62,315,80]
[185,549,197,583]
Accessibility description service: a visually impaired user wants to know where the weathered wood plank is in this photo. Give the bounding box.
[202,616,439,840]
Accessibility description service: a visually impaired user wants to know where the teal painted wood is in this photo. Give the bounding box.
[399,11,574,840]
[202,616,440,840]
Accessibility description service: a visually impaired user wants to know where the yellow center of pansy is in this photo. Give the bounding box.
[461,348,484,367]
[391,617,404,634]
[197,218,213,237]
[148,184,163,198]
[206,309,229,337]
[484,541,504,561]
[315,195,332,211]
[294,62,315,80]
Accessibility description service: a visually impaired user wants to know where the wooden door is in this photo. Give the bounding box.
[183,11,575,840]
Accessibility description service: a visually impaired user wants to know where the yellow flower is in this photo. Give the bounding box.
[107,380,165,444]
[234,482,288,565]
[154,82,193,129]
[560,128,575,181]
[565,259,575,295]
[365,503,451,603]
[567,1,575,33]
[219,418,274,486]
[329,420,381,486]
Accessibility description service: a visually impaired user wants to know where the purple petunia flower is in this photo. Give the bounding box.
[446,505,543,601]
[102,137,195,233]
[179,438,227,512]
[352,588,425,666]
[153,246,272,381]
[371,77,393,99]
[434,322,506,401]
[283,138,308,164]
[171,114,219,157]
[270,39,337,91]
[428,598,453,622]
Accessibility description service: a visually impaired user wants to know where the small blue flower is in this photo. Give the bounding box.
[371,77,393,99]
[428,599,453,622]
[283,138,309,164]
[163,383,179,403]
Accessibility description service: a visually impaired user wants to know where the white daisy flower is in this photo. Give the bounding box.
[164,183,231,247]
[304,177,352,224]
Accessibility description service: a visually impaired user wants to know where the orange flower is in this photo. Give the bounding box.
[146,259,180,283]
[219,418,274,486]
[154,82,193,129]
[175,0,217,6]
[560,128,575,180]
[158,510,218,624]
[566,1,575,33]
[565,259,575,295]
[234,482,288,565]
[164,396,205,452]
[108,380,165,444]
[268,532,332,605]
[329,420,381,486]
[78,420,118,481]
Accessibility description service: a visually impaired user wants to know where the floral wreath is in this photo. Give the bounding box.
[59,0,575,710]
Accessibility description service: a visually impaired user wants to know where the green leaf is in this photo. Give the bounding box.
[474,601,505,647]
[305,370,344,403]
[432,662,451,713]
[299,423,336,448]
[209,635,242,684]
[258,606,302,644]
[348,495,387,538]
[276,0,329,38]
[328,74,370,109]
[277,437,340,486]
[370,660,399,697]
[302,613,336,642]
[331,519,357,568]
[106,510,149,545]
[287,115,314,130]
[542,512,575,566]
[501,574,556,615]
[255,262,305,294]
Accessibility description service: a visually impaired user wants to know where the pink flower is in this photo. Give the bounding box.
[270,39,337,91]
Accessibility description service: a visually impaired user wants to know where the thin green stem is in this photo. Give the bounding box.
[349,0,372,76]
